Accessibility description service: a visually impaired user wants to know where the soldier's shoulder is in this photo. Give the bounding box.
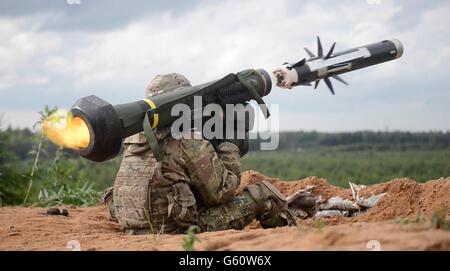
[124,132,147,144]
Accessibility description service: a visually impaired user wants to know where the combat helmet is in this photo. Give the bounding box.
[146,73,191,97]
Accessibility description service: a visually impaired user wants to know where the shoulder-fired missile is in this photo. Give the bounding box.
[43,37,403,162]
[273,37,403,94]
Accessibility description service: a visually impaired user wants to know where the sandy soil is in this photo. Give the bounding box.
[1,171,449,251]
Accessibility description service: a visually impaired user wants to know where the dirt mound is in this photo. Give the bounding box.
[240,170,348,199]
[0,171,449,251]
[240,171,450,222]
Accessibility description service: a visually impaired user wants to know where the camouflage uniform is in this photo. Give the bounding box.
[104,73,302,234]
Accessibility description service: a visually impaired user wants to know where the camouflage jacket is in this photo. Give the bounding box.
[113,130,241,233]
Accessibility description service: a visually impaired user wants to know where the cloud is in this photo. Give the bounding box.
[0,0,201,31]
[37,0,406,86]
[363,1,450,82]
[0,109,41,129]
[0,0,449,131]
[0,16,60,90]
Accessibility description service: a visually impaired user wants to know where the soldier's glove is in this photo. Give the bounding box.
[209,132,249,157]
[216,141,242,178]
[225,132,249,157]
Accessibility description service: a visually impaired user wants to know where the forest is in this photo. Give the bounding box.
[1,122,449,206]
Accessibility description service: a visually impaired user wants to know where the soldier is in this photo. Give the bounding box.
[103,73,315,234]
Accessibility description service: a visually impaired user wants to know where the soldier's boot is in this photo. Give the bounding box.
[245,181,316,228]
[102,187,117,222]
[286,188,318,218]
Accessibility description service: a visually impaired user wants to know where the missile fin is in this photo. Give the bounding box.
[292,58,306,68]
[324,77,335,95]
[332,75,348,85]
[304,47,316,58]
[325,42,336,59]
[317,36,323,57]
[314,80,320,89]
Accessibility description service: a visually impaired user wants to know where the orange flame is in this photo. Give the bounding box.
[42,110,90,150]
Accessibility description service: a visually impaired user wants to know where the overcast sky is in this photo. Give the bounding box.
[0,0,449,132]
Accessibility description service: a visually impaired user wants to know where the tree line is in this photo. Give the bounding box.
[1,125,449,206]
[249,130,450,151]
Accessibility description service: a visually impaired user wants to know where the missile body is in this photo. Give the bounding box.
[273,38,403,94]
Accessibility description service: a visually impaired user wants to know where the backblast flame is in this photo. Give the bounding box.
[42,110,90,150]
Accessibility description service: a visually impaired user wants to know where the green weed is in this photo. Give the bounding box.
[313,218,326,232]
[183,225,201,251]
[431,207,450,231]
